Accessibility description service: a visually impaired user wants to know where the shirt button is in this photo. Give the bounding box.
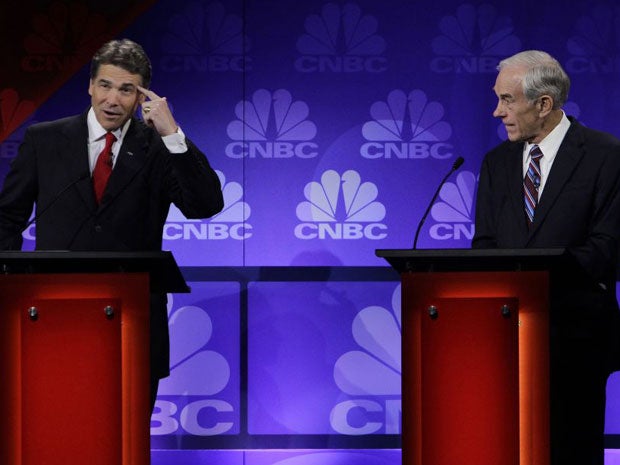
[94,225,102,232]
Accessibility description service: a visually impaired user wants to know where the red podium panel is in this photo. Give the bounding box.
[377,248,562,465]
[22,297,123,465]
[416,295,520,464]
[0,273,150,465]
[0,251,188,465]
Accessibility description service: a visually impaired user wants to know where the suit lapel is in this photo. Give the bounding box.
[99,118,149,208]
[505,142,530,242]
[527,121,584,241]
[59,114,96,209]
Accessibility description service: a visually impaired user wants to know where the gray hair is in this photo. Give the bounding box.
[498,50,570,109]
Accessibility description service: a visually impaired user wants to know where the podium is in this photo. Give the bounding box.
[376,248,568,465]
[0,251,189,465]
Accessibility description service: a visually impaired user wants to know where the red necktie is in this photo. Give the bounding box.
[92,132,116,204]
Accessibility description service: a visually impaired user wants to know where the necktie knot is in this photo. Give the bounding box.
[104,131,116,145]
[530,144,543,162]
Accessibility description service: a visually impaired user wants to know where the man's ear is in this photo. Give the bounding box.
[538,95,554,116]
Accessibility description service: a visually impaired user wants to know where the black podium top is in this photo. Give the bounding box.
[375,248,568,274]
[0,250,189,293]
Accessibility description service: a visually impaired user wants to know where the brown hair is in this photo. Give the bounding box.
[90,39,152,88]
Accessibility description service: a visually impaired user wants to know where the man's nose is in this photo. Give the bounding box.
[106,89,121,104]
[492,102,504,118]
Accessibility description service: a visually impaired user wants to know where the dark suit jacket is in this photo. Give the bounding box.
[473,117,620,372]
[0,110,224,378]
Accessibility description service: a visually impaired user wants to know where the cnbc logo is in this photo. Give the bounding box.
[428,171,476,241]
[163,170,251,241]
[21,3,109,72]
[152,298,233,436]
[160,1,250,73]
[331,285,401,435]
[430,3,521,74]
[225,89,318,159]
[360,89,454,160]
[294,2,387,73]
[565,5,620,74]
[295,169,387,240]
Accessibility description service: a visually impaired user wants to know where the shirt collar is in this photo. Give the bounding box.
[525,111,571,157]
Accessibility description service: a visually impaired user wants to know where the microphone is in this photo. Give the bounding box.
[412,156,464,249]
[0,172,90,249]
[28,172,91,230]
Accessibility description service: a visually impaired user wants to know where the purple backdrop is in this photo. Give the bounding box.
[2,0,620,463]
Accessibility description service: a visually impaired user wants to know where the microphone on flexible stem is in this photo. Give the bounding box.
[0,172,90,249]
[27,172,91,229]
[412,156,465,249]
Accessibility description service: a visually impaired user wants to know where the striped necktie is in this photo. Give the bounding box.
[524,144,543,225]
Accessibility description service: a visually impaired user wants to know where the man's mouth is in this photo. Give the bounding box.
[102,109,120,117]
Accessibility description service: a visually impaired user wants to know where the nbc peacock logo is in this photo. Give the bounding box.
[163,170,251,241]
[430,3,521,74]
[428,171,477,241]
[225,89,318,159]
[294,170,387,240]
[294,2,387,73]
[160,1,250,73]
[360,89,454,161]
[151,295,234,436]
[330,285,401,435]
[22,3,110,73]
[565,4,620,74]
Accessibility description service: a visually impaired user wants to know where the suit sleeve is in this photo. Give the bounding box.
[471,153,498,249]
[566,145,620,284]
[163,137,224,219]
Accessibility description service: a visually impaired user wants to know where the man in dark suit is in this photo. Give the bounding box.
[0,39,224,411]
[473,50,620,465]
